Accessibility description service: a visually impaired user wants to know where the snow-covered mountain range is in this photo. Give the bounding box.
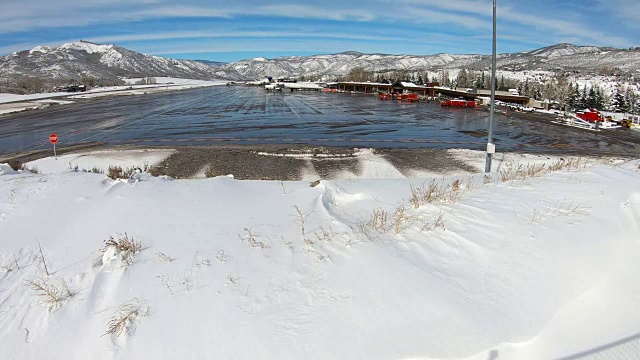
[221,43,639,79]
[0,41,236,82]
[0,41,638,85]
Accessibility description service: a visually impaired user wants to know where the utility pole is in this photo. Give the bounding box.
[485,0,497,173]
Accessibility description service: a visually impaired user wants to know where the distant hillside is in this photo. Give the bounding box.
[1,41,638,93]
[0,41,239,86]
[220,43,640,79]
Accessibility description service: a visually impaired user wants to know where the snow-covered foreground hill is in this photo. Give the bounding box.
[0,152,639,359]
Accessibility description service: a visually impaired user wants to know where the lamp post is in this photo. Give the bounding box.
[485,0,497,173]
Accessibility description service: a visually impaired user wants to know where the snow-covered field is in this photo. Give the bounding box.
[1,150,639,360]
[0,78,226,107]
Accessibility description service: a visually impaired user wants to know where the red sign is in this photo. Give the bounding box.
[49,134,58,144]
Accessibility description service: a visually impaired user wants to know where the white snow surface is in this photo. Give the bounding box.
[58,42,114,54]
[26,150,175,175]
[122,77,226,86]
[0,151,639,360]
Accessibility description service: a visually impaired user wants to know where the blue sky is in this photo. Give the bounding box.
[1,0,638,62]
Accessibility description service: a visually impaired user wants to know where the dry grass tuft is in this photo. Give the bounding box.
[103,233,143,266]
[368,208,390,233]
[392,206,414,235]
[410,179,462,208]
[500,158,587,183]
[26,277,74,309]
[103,298,147,338]
[156,252,176,263]
[499,163,547,182]
[529,199,590,223]
[104,233,142,253]
[106,164,149,180]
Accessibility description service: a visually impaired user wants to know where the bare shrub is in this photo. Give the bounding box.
[0,254,21,273]
[215,250,228,262]
[226,273,249,295]
[103,298,147,338]
[314,226,334,242]
[291,205,312,242]
[107,166,124,180]
[7,160,22,171]
[26,277,74,309]
[36,241,50,276]
[20,164,39,174]
[306,249,331,261]
[106,166,139,180]
[420,212,446,232]
[157,272,195,294]
[238,228,265,248]
[451,179,461,192]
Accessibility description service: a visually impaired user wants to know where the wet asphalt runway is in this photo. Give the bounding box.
[1,86,639,158]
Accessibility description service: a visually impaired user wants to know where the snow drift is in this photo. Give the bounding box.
[0,153,639,359]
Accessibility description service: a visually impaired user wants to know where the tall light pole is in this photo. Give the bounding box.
[485,0,497,173]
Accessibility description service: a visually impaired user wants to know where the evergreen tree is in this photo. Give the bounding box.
[586,87,596,108]
[455,69,468,88]
[474,73,484,89]
[522,79,530,98]
[624,87,633,113]
[627,90,636,114]
[561,82,574,110]
[608,87,626,112]
[417,75,424,85]
[568,84,580,110]
[594,85,605,110]
[579,86,587,109]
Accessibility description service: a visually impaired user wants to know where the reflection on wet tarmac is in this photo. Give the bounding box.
[1,86,639,156]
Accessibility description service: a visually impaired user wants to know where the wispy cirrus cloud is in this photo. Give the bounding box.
[0,0,636,61]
